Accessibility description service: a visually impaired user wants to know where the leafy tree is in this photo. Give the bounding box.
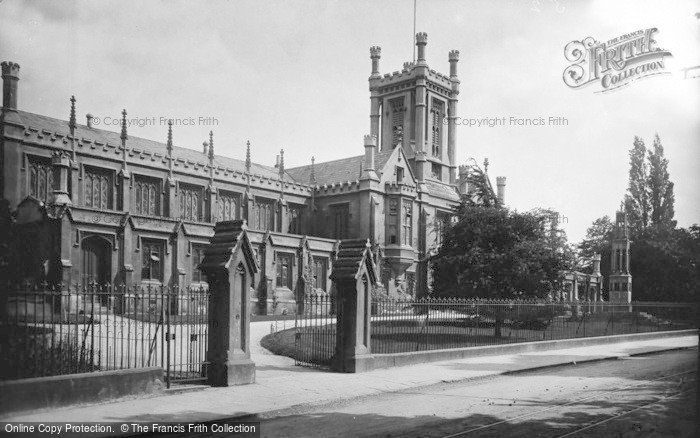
[625,136,650,234]
[461,159,500,208]
[624,134,676,235]
[629,226,699,302]
[431,204,567,336]
[578,216,613,278]
[647,134,676,229]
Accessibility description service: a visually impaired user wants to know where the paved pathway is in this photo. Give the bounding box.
[1,324,696,425]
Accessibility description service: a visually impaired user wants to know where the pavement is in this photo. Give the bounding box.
[1,321,697,427]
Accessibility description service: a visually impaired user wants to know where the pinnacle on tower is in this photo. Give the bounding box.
[209,131,214,161]
[166,120,173,154]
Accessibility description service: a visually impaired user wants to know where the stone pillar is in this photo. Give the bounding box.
[330,239,377,373]
[199,220,258,386]
[447,50,460,185]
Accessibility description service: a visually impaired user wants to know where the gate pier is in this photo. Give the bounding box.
[330,239,378,373]
[199,220,258,386]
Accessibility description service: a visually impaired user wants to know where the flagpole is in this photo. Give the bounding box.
[413,0,417,62]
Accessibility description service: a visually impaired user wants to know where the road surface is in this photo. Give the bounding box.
[229,348,698,438]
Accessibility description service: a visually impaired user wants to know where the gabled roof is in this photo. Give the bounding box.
[425,180,460,201]
[286,150,394,186]
[16,110,284,180]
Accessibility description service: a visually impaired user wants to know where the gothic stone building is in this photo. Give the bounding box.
[0,34,506,313]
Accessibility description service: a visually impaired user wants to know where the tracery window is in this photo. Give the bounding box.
[313,257,328,291]
[28,156,54,203]
[276,252,294,289]
[84,166,113,209]
[191,245,206,283]
[134,176,161,216]
[252,198,275,231]
[288,204,304,235]
[141,239,164,281]
[179,184,203,222]
[218,191,240,222]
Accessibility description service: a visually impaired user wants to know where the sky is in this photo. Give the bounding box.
[1,0,698,243]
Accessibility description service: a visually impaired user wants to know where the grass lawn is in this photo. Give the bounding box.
[261,311,692,365]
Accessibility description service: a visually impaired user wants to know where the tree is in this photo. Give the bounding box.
[647,134,676,229]
[461,159,500,208]
[624,134,676,235]
[578,216,613,277]
[629,226,699,302]
[625,136,650,234]
[431,204,567,336]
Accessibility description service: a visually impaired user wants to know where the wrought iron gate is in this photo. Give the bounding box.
[156,286,210,387]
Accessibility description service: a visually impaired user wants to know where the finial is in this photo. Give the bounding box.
[310,156,316,185]
[245,140,251,171]
[69,96,76,132]
[208,130,214,161]
[166,120,173,154]
[483,158,489,173]
[279,149,285,174]
[120,109,128,141]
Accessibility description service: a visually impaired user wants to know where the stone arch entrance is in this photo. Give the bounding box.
[81,235,112,289]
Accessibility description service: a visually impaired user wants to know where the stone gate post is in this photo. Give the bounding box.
[199,220,258,386]
[330,239,377,373]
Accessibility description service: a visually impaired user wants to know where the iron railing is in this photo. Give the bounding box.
[0,283,210,387]
[370,298,698,354]
[294,293,336,368]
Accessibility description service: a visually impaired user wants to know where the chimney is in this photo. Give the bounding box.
[496,176,506,204]
[202,141,208,155]
[1,61,20,111]
[448,50,460,78]
[416,33,428,64]
[364,134,376,171]
[592,254,601,275]
[370,46,381,77]
[274,154,280,168]
[86,113,93,129]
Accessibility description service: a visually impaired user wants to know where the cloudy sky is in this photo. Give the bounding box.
[1,0,698,242]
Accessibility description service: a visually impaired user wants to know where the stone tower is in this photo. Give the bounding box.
[368,33,460,187]
[608,209,632,303]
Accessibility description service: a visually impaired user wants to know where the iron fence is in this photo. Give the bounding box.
[294,293,336,368]
[0,283,209,387]
[370,298,698,354]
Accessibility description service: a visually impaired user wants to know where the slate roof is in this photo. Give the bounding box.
[16,111,283,180]
[286,150,394,186]
[426,180,460,201]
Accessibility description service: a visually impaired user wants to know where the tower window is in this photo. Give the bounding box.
[431,99,444,157]
[431,163,442,180]
[390,97,405,147]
